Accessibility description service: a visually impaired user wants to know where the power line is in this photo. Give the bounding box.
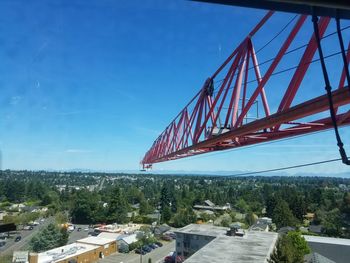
[226,158,342,176]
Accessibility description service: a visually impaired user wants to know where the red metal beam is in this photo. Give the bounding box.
[142,11,350,167]
[143,87,350,164]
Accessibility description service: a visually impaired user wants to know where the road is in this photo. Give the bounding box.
[0,217,55,258]
[99,240,175,263]
[98,177,106,191]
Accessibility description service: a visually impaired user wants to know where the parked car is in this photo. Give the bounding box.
[135,248,146,255]
[167,232,176,239]
[84,227,89,231]
[164,252,184,263]
[15,236,22,242]
[155,241,163,247]
[77,227,82,232]
[142,245,153,253]
[161,235,172,241]
[149,243,158,249]
[23,225,33,230]
[0,241,6,247]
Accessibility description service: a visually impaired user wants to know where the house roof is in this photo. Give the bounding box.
[309,225,323,233]
[278,226,296,234]
[250,222,269,231]
[204,200,215,207]
[119,234,138,245]
[305,252,336,263]
[304,236,350,263]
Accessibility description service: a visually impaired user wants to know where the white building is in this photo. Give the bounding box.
[174,224,278,262]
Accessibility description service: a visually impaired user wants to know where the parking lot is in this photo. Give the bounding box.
[67,224,92,244]
[99,240,175,263]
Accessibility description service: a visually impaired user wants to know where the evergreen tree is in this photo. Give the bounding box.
[272,199,297,229]
[268,231,310,263]
[30,223,68,252]
[108,186,128,223]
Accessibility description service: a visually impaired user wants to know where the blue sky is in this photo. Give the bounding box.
[0,0,349,175]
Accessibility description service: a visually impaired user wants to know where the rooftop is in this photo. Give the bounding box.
[184,231,278,263]
[118,233,138,245]
[303,235,350,246]
[13,251,29,263]
[175,224,278,263]
[98,232,122,240]
[37,243,98,263]
[303,235,350,263]
[175,223,228,237]
[77,236,115,246]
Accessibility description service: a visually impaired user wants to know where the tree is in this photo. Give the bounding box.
[30,223,68,252]
[272,199,297,229]
[139,194,152,215]
[268,231,310,263]
[236,198,249,213]
[161,205,172,223]
[322,208,342,237]
[160,185,173,223]
[55,212,68,224]
[70,190,99,224]
[171,208,196,228]
[107,186,128,223]
[246,212,257,226]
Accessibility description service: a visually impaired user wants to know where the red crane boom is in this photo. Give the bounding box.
[142,11,350,168]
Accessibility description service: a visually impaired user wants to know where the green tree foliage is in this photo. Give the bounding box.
[2,170,350,238]
[272,199,297,229]
[30,223,68,252]
[139,194,152,215]
[171,208,196,227]
[55,212,68,224]
[160,184,175,223]
[269,231,310,263]
[246,212,257,226]
[322,208,342,237]
[107,186,128,223]
[70,190,98,224]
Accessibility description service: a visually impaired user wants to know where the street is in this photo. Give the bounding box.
[99,240,175,263]
[0,217,55,258]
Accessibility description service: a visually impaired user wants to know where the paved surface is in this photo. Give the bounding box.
[67,224,91,244]
[99,240,175,263]
[0,217,55,258]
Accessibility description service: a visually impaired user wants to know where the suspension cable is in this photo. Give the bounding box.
[226,158,342,176]
[336,16,350,88]
[255,14,298,54]
[312,13,350,165]
[214,25,350,86]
